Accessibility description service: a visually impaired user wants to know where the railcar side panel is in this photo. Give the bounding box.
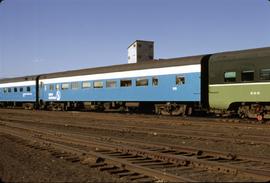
[0,83,36,102]
[40,71,201,103]
[209,83,270,109]
[208,48,270,110]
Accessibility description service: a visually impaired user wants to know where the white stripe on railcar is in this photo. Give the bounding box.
[209,82,270,87]
[41,64,201,84]
[0,81,36,88]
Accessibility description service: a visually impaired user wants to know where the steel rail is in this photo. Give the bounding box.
[1,117,270,146]
[1,121,270,182]
[0,125,195,182]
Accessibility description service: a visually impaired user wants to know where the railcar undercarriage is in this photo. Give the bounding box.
[210,102,270,121]
[1,101,270,122]
[154,103,188,116]
[237,103,270,120]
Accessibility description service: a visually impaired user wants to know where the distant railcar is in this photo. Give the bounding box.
[0,76,37,109]
[0,47,270,120]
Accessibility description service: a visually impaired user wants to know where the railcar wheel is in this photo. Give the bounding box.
[239,112,246,119]
[256,114,263,121]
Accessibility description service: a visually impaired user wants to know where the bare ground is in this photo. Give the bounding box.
[0,134,123,183]
[0,109,270,182]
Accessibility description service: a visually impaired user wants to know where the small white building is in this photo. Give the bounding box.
[128,40,154,64]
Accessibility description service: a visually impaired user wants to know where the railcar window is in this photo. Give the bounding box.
[8,88,11,93]
[49,84,54,91]
[120,79,132,87]
[176,75,185,85]
[61,83,69,90]
[93,81,103,88]
[14,88,17,92]
[56,84,60,90]
[27,86,31,92]
[19,87,23,92]
[82,81,91,88]
[152,77,158,86]
[4,88,7,93]
[136,78,148,87]
[224,72,236,82]
[71,82,80,90]
[106,80,117,88]
[260,69,270,80]
[241,70,254,81]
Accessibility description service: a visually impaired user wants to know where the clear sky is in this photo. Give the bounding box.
[0,0,269,78]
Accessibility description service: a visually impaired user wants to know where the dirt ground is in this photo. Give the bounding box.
[0,134,123,183]
[0,109,270,182]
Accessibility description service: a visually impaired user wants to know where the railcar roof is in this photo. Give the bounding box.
[1,46,269,84]
[39,55,204,80]
[0,55,203,83]
[210,47,270,62]
[0,75,37,84]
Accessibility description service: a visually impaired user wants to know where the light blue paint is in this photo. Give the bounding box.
[0,85,36,102]
[40,72,201,102]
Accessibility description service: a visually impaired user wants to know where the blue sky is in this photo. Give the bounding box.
[0,0,269,78]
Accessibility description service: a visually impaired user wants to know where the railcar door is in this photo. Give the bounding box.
[38,81,45,108]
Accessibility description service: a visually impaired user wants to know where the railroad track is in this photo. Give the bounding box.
[0,121,269,182]
[1,116,270,147]
[1,109,270,129]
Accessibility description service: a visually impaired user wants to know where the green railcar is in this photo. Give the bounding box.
[208,47,270,119]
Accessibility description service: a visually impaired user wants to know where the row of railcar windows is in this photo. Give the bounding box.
[1,75,186,93]
[224,69,270,82]
[1,86,31,93]
[48,75,185,91]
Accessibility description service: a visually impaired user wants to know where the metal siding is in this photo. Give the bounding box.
[209,47,270,85]
[0,85,36,102]
[41,72,201,102]
[209,82,270,109]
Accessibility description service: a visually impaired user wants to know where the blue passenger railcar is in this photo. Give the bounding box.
[0,77,37,109]
[38,56,204,115]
